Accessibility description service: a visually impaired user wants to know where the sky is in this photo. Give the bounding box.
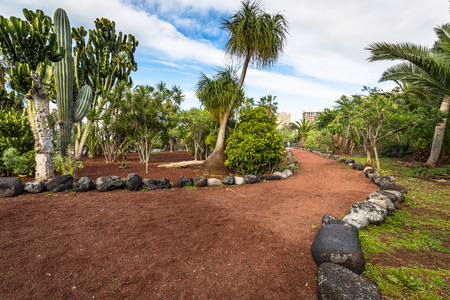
[1,0,449,121]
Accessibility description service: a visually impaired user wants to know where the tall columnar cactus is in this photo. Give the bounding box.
[54,8,92,157]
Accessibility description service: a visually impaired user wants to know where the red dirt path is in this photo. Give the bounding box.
[0,149,377,299]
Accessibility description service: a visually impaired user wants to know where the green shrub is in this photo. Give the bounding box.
[1,147,35,176]
[0,108,35,175]
[225,107,284,175]
[305,128,332,152]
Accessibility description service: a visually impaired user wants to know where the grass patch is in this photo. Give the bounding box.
[364,263,450,299]
[345,155,450,299]
[183,185,197,190]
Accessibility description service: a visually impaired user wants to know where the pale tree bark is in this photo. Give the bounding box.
[200,51,252,176]
[200,110,232,175]
[331,133,343,155]
[425,95,450,168]
[357,125,372,166]
[26,73,54,180]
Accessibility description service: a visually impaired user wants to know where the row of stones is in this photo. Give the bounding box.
[308,149,408,300]
[0,152,298,197]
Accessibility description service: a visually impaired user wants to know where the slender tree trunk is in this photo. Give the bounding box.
[373,144,381,171]
[332,133,342,154]
[194,141,198,161]
[200,51,252,175]
[26,82,54,180]
[425,96,450,168]
[200,111,232,175]
[343,125,352,154]
[364,138,372,166]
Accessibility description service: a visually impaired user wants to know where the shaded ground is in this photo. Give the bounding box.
[0,149,378,299]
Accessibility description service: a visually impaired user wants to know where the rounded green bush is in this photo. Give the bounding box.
[225,107,284,175]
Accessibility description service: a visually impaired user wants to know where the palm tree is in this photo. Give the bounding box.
[198,0,288,175]
[196,66,243,175]
[366,23,450,168]
[257,94,278,117]
[289,119,312,145]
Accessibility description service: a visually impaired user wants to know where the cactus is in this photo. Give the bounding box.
[54,8,92,157]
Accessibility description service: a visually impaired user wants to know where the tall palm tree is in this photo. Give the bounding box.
[257,94,278,117]
[199,0,288,175]
[366,23,450,168]
[196,66,243,174]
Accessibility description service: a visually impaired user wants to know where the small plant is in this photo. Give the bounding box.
[118,160,129,169]
[183,185,197,190]
[262,179,269,183]
[140,187,148,192]
[291,165,300,172]
[53,150,83,176]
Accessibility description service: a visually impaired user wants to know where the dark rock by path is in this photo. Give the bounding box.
[141,177,172,190]
[244,174,260,184]
[47,175,74,193]
[193,177,207,187]
[373,175,395,187]
[311,223,365,274]
[96,176,125,192]
[350,201,387,226]
[73,177,96,192]
[262,175,282,181]
[173,176,194,188]
[317,263,383,300]
[321,214,358,232]
[0,177,23,197]
[23,181,47,194]
[380,183,408,194]
[379,189,405,203]
[352,162,364,171]
[125,173,143,191]
[222,174,235,185]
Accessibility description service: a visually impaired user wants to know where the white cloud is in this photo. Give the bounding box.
[246,69,344,100]
[1,0,449,113]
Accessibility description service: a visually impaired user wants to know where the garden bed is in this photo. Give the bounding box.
[1,149,378,299]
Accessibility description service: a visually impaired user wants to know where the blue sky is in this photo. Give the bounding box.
[1,0,448,120]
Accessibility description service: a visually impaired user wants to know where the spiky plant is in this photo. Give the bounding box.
[54,8,92,157]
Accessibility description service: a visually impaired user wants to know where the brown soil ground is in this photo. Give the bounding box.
[0,149,378,299]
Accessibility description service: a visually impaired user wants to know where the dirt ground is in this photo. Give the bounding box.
[0,149,378,299]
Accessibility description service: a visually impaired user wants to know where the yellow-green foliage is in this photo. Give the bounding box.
[225,107,284,175]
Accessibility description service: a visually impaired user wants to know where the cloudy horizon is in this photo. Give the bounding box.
[1,0,448,120]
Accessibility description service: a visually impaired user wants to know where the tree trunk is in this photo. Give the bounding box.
[343,124,352,154]
[425,95,450,168]
[331,133,343,154]
[373,144,381,171]
[200,112,232,175]
[26,91,54,181]
[200,51,252,175]
[364,138,372,166]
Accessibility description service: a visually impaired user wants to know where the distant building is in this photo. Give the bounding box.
[302,109,324,123]
[276,112,297,129]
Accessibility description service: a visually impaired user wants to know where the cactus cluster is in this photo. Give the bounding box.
[0,9,64,94]
[53,8,92,157]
